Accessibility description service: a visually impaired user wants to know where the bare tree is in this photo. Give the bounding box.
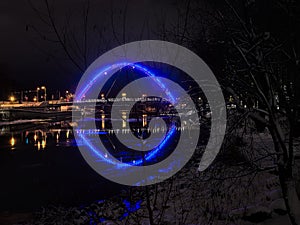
[217,0,300,224]
[162,0,300,224]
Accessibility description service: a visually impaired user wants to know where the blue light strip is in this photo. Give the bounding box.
[133,63,175,103]
[78,132,119,166]
[75,62,175,102]
[130,125,176,166]
[76,63,131,101]
[75,62,177,167]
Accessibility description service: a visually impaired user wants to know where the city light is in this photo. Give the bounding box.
[36,86,47,101]
[101,114,105,130]
[36,87,40,102]
[41,86,47,101]
[10,96,15,102]
[41,139,46,149]
[10,137,15,147]
[142,114,147,127]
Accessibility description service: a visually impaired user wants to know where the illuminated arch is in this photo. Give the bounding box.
[75,62,177,167]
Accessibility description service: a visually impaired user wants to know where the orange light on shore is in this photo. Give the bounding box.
[10,96,15,102]
[41,140,46,149]
[101,114,105,129]
[142,114,147,127]
[10,137,15,147]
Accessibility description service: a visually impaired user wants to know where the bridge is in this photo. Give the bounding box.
[0,100,73,121]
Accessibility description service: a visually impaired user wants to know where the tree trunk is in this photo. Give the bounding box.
[279,166,300,225]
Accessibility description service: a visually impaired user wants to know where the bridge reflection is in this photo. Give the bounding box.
[0,119,200,153]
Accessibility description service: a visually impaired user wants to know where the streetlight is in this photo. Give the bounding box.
[41,86,46,101]
[36,87,40,102]
[10,96,15,102]
[65,90,69,100]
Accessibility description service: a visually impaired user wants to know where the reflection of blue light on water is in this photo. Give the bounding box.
[78,132,118,166]
[76,129,107,135]
[77,125,176,167]
[75,62,178,168]
[130,125,176,166]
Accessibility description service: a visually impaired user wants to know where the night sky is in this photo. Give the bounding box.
[2,0,296,100]
[0,0,179,99]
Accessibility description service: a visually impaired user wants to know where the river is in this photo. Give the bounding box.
[0,119,124,212]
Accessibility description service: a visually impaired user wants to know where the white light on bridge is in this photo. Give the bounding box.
[122,112,127,128]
